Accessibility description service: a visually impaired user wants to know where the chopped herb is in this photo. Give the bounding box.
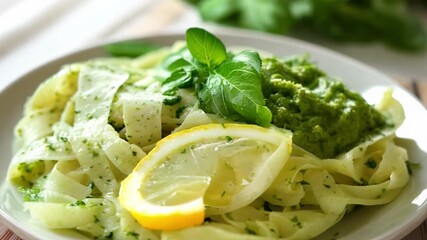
[272,194,282,201]
[126,231,139,237]
[245,226,257,235]
[17,128,23,137]
[406,161,421,175]
[263,201,273,211]
[291,216,303,229]
[46,143,56,151]
[18,162,32,173]
[69,200,86,206]
[224,212,233,220]
[163,95,182,105]
[365,159,377,169]
[105,232,114,239]
[92,150,99,158]
[298,180,310,185]
[359,178,368,186]
[175,105,187,118]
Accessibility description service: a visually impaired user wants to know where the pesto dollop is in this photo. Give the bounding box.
[261,56,388,159]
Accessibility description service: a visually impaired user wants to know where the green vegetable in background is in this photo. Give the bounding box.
[105,41,162,57]
[161,27,272,126]
[185,0,427,52]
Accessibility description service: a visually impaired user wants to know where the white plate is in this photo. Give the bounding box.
[1,30,427,240]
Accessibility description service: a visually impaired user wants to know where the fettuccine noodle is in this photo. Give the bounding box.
[7,44,408,240]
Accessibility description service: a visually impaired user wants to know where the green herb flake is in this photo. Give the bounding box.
[163,95,182,106]
[272,194,282,201]
[291,216,303,229]
[69,200,86,206]
[126,231,139,238]
[245,226,257,235]
[175,105,187,118]
[298,180,310,185]
[365,159,377,169]
[92,150,99,158]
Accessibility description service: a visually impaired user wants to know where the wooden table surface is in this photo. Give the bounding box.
[0,80,426,239]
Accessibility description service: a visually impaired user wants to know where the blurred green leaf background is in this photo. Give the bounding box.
[185,0,427,52]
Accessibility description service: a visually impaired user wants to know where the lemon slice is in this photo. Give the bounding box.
[119,123,292,231]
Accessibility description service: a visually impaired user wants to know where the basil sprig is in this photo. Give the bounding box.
[161,27,272,126]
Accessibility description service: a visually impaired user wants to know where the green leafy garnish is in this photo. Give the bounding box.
[161,68,195,95]
[186,27,227,68]
[105,41,161,58]
[207,60,271,124]
[160,27,272,126]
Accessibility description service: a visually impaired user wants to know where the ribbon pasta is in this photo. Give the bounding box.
[7,46,409,240]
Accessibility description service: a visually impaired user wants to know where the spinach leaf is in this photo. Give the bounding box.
[186,28,227,68]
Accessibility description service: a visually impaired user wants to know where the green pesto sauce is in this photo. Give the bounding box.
[261,56,388,159]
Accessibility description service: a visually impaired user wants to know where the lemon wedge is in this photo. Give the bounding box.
[119,123,292,231]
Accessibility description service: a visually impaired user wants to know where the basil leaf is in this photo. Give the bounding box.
[161,47,193,71]
[186,28,227,68]
[105,41,161,58]
[200,60,272,126]
[232,50,262,74]
[161,67,195,95]
[197,76,240,120]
